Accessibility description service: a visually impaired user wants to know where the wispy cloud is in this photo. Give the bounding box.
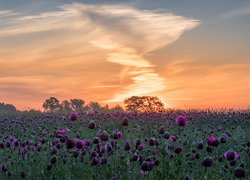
[222,6,250,19]
[0,10,19,17]
[0,3,199,108]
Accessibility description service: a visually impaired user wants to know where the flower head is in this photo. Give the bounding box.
[122,117,129,126]
[140,160,155,176]
[55,129,68,136]
[88,121,96,129]
[124,140,131,151]
[224,150,239,161]
[202,157,213,167]
[234,167,245,178]
[207,137,219,147]
[169,135,177,142]
[99,157,108,165]
[69,112,78,121]
[66,138,76,149]
[76,140,87,149]
[176,115,188,127]
[99,131,109,141]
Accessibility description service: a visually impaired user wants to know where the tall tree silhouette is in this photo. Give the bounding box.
[124,96,164,112]
[42,97,60,112]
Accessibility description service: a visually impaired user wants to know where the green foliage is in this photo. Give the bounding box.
[0,110,249,179]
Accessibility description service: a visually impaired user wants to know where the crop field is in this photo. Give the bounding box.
[0,110,249,180]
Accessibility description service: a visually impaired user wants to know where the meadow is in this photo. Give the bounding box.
[0,109,249,179]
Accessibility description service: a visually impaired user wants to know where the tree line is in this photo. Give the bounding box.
[0,96,165,113]
[42,97,124,113]
[0,103,17,113]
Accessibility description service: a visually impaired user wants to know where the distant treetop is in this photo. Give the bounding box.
[124,96,165,112]
[0,102,17,112]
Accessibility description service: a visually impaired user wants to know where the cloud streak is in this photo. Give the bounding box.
[0,3,199,108]
[222,6,250,19]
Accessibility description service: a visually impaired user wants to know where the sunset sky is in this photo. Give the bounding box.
[1,0,250,110]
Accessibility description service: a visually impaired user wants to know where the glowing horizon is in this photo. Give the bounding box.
[1,1,250,110]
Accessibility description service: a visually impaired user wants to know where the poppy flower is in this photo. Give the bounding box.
[106,143,113,152]
[174,146,183,154]
[149,138,157,146]
[55,130,68,136]
[234,167,245,178]
[99,157,108,165]
[124,140,131,151]
[138,144,144,151]
[88,121,96,129]
[202,157,213,167]
[122,117,129,126]
[140,160,155,176]
[159,126,165,134]
[69,113,78,121]
[224,150,239,161]
[99,131,109,141]
[76,140,87,149]
[169,135,177,142]
[66,138,76,149]
[207,137,219,147]
[176,115,188,126]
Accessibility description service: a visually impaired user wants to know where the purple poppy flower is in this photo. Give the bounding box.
[140,160,155,176]
[176,115,188,127]
[124,140,131,151]
[88,121,96,129]
[202,157,213,167]
[55,129,68,136]
[117,131,123,139]
[207,137,219,147]
[138,144,144,151]
[174,147,183,154]
[122,117,129,126]
[69,113,78,121]
[99,131,109,141]
[224,150,239,161]
[159,126,165,134]
[106,143,113,152]
[234,167,245,178]
[169,135,177,142]
[66,138,76,149]
[76,140,87,149]
[149,138,157,146]
[99,157,108,165]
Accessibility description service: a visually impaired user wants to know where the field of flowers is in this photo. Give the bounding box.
[0,110,249,179]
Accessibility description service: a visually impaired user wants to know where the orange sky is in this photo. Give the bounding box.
[1,2,250,110]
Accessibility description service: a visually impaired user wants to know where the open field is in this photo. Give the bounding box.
[0,110,249,179]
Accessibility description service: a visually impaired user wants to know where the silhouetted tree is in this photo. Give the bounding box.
[70,99,85,112]
[42,97,60,112]
[110,104,125,112]
[60,100,73,113]
[0,103,17,112]
[86,101,103,113]
[124,96,164,112]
